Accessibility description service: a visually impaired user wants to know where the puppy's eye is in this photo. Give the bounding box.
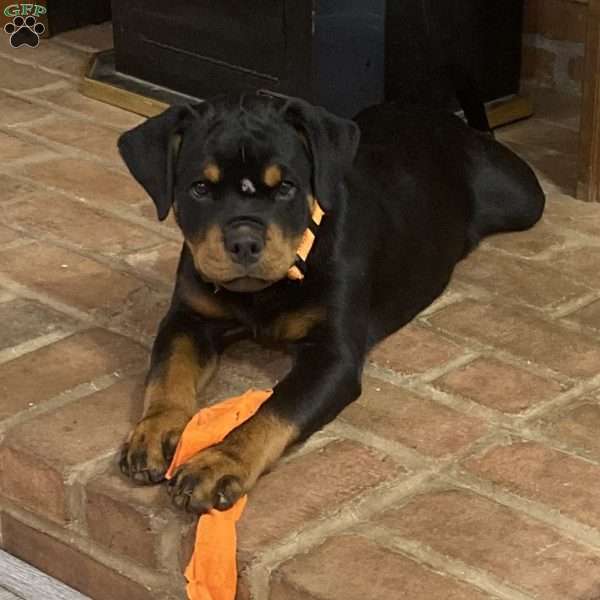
[190,181,209,200]
[277,180,296,200]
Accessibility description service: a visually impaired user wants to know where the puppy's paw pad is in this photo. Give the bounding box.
[167,449,246,514]
[119,411,188,485]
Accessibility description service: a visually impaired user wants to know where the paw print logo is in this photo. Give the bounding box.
[4,15,45,48]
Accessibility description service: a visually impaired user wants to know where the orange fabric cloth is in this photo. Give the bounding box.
[166,389,273,600]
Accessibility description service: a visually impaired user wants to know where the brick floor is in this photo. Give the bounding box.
[1,23,599,600]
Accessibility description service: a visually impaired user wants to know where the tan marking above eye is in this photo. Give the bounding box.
[203,163,221,183]
[263,164,282,187]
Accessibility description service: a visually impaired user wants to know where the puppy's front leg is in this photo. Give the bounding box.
[120,309,220,484]
[168,326,365,513]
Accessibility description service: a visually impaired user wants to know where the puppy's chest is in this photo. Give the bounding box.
[181,280,325,343]
[260,305,326,342]
[227,293,326,343]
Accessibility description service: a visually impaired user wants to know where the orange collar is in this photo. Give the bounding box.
[287,200,325,280]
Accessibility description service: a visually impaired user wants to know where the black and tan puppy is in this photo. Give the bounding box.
[117,93,544,513]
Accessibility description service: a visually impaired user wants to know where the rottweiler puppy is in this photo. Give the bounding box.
[118,92,544,514]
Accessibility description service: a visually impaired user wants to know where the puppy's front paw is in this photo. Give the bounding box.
[167,447,248,514]
[119,409,189,485]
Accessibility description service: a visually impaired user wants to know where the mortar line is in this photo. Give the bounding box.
[508,424,600,468]
[480,238,576,261]
[551,311,600,336]
[0,273,93,323]
[277,430,342,466]
[0,169,183,244]
[362,527,537,600]
[415,350,481,382]
[3,113,59,130]
[0,370,142,437]
[553,315,600,341]
[65,450,123,488]
[246,469,440,599]
[521,371,600,421]
[0,501,181,594]
[326,420,434,470]
[0,238,36,254]
[13,80,72,94]
[409,379,519,426]
[65,453,123,530]
[483,230,600,259]
[0,328,83,366]
[545,289,600,318]
[373,331,570,389]
[422,311,586,383]
[442,470,600,553]
[364,358,569,431]
[417,289,465,316]
[50,36,109,55]
[0,274,156,352]
[0,87,140,133]
[0,125,121,170]
[450,252,599,318]
[0,221,175,295]
[0,149,61,168]
[0,291,16,303]
[0,49,84,82]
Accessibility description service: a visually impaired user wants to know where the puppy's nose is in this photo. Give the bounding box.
[224,224,265,265]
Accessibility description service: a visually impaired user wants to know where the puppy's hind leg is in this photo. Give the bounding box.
[466,136,545,251]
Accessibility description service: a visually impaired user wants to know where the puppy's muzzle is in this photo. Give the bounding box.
[223,219,265,266]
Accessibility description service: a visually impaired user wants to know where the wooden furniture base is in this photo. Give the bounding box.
[82,51,533,130]
[81,51,194,118]
[486,95,534,129]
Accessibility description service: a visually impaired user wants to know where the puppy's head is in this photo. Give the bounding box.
[118,94,359,292]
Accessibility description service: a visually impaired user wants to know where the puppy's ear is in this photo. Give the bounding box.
[282,98,360,211]
[118,104,210,221]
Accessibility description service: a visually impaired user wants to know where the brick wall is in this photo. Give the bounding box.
[522,0,588,95]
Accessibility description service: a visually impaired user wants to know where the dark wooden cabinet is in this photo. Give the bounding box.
[108,0,524,117]
[44,0,111,36]
[112,0,385,117]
